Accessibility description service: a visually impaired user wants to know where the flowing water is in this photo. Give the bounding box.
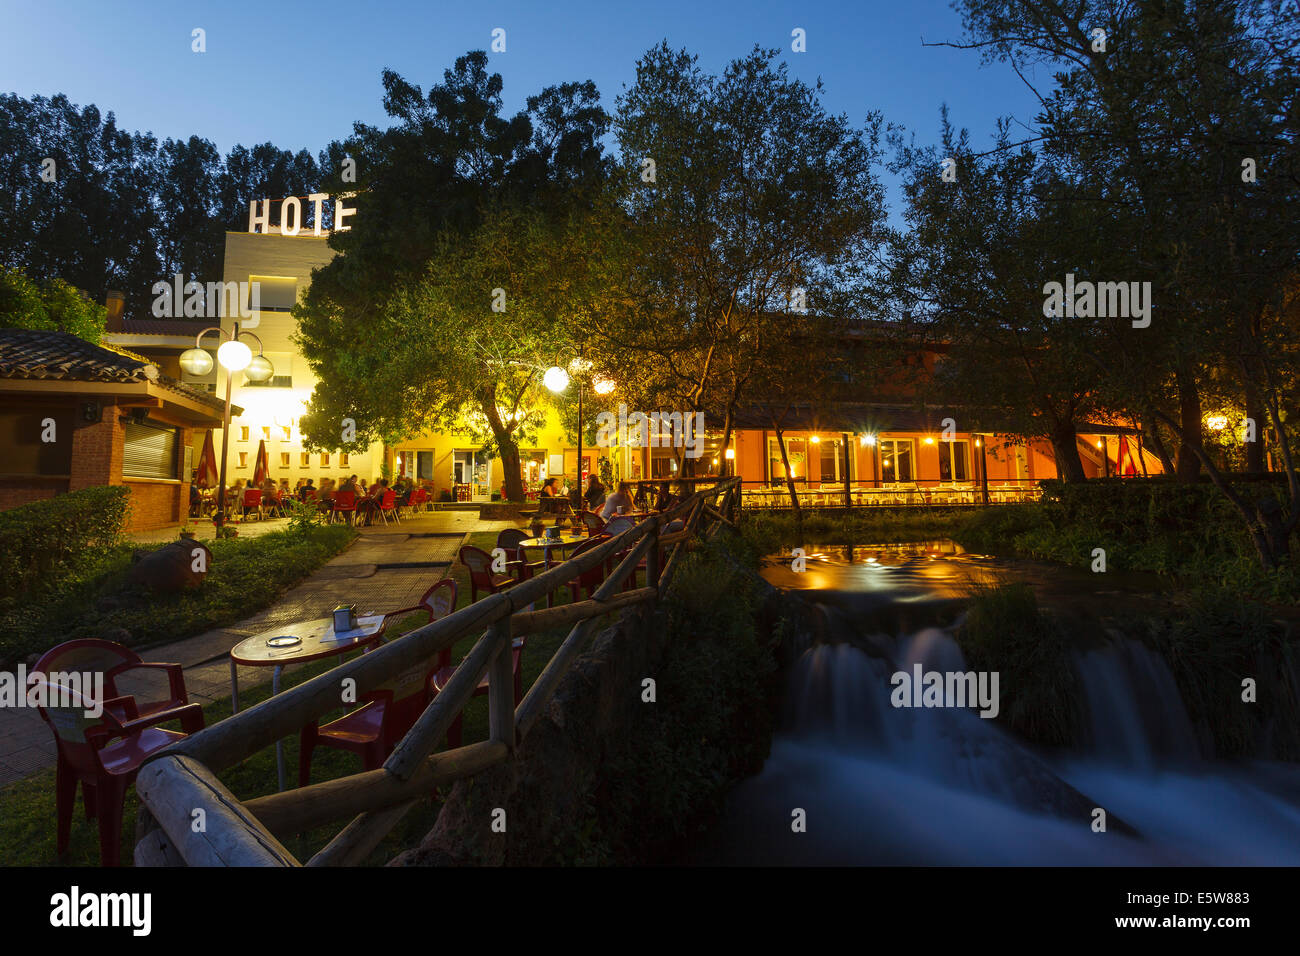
[696,542,1300,865]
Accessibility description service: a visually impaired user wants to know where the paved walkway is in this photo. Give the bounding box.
[0,509,519,787]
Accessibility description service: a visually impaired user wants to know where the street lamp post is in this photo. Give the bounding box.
[179,322,274,528]
[544,355,615,500]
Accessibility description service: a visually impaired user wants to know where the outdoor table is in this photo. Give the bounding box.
[229,614,387,791]
[518,532,588,554]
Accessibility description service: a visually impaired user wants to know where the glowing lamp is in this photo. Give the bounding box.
[725,448,735,460]
[924,436,935,445]
[179,347,214,376]
[861,434,877,447]
[1206,415,1228,431]
[593,377,615,395]
[217,339,252,372]
[244,354,275,382]
[543,366,570,393]
[810,435,820,444]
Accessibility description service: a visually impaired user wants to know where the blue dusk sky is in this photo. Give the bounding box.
[0,0,1049,214]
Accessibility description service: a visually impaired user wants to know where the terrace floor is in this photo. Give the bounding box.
[0,508,516,786]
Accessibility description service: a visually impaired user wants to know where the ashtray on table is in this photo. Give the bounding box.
[266,635,302,648]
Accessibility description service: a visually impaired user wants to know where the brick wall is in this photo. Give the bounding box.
[68,401,121,492]
[0,476,66,510]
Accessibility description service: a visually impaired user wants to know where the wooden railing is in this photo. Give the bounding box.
[133,477,742,867]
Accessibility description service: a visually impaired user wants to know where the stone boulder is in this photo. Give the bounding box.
[124,539,212,594]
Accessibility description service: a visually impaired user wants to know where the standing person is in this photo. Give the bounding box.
[599,481,634,520]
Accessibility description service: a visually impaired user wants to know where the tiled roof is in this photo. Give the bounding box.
[119,317,212,336]
[0,328,158,382]
[0,328,226,411]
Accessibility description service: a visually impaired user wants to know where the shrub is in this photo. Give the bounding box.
[0,486,130,609]
[956,582,1084,749]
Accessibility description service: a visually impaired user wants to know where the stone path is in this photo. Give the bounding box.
[0,509,519,787]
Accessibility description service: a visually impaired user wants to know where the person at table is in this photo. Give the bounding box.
[583,474,606,511]
[359,478,389,526]
[600,481,634,520]
[318,478,336,507]
[338,474,359,497]
[652,480,675,512]
[538,477,560,514]
[299,478,316,501]
[633,482,650,511]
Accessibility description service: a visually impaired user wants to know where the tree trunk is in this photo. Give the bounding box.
[773,425,801,519]
[1244,379,1265,473]
[1142,412,1176,476]
[1048,421,1087,483]
[481,393,525,501]
[1174,364,1204,482]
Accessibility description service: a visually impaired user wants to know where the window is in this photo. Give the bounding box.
[879,439,914,483]
[300,453,310,467]
[320,453,330,467]
[417,450,435,480]
[767,438,807,485]
[238,452,248,468]
[939,440,970,482]
[280,452,291,467]
[239,426,249,441]
[281,426,291,441]
[0,409,73,476]
[248,276,298,312]
[340,453,349,466]
[122,419,179,480]
[818,438,843,484]
[262,426,271,441]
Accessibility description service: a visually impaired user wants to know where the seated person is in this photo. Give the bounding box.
[299,478,316,501]
[583,475,606,512]
[538,477,560,513]
[359,478,389,526]
[632,482,650,511]
[599,481,634,520]
[652,480,675,512]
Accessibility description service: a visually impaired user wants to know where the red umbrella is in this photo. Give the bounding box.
[252,439,270,486]
[194,430,218,489]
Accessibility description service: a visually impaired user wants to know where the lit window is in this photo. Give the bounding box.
[340,453,350,466]
[262,426,271,441]
[280,452,290,467]
[300,453,310,467]
[238,452,248,468]
[320,453,330,466]
[239,426,249,441]
[281,426,291,440]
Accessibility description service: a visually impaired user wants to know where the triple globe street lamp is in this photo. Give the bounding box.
[544,357,614,494]
[179,323,275,528]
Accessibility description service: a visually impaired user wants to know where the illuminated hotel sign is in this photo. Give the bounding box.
[247,193,356,236]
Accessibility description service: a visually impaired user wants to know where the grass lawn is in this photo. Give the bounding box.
[0,531,631,867]
[0,524,358,668]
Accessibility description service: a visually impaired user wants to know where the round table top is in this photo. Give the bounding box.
[519,533,587,548]
[230,615,387,666]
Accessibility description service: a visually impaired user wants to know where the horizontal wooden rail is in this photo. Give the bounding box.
[136,477,742,864]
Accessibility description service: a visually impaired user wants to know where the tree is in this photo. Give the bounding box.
[943,0,1300,567]
[296,53,613,500]
[0,267,106,343]
[601,44,886,468]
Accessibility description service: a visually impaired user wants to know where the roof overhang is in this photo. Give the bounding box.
[0,378,239,425]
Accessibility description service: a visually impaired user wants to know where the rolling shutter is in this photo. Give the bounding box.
[123,420,178,479]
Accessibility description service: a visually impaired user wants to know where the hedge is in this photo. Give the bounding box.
[0,486,130,607]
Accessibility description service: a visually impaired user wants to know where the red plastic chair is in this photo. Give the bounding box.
[242,488,262,520]
[428,634,527,749]
[29,645,205,867]
[561,533,613,603]
[495,528,547,583]
[377,488,400,525]
[330,490,357,525]
[459,545,517,603]
[299,579,458,784]
[33,639,202,730]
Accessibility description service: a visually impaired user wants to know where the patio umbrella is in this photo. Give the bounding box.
[194,430,218,489]
[253,439,270,486]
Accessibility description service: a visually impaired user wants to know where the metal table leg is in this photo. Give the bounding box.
[273,664,285,792]
[230,658,240,714]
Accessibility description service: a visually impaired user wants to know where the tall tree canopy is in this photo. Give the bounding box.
[296,52,613,500]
